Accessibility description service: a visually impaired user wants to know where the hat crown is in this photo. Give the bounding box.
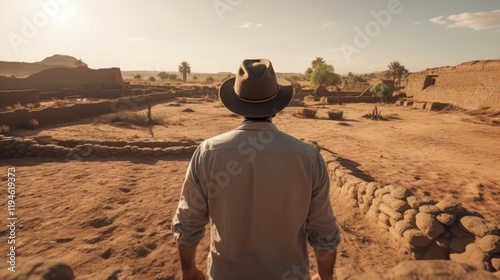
[234,59,278,102]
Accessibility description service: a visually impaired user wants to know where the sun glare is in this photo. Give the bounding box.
[54,2,77,22]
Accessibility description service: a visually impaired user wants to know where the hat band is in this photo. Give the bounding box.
[234,85,280,104]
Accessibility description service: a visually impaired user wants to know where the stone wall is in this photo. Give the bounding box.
[0,90,40,107]
[336,260,500,280]
[405,60,500,110]
[0,135,197,159]
[321,151,500,272]
[39,89,136,100]
[326,96,380,104]
[0,92,174,128]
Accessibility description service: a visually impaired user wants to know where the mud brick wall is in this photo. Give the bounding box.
[405,60,500,110]
[0,90,40,107]
[321,151,500,272]
[0,92,175,128]
[0,67,124,91]
[0,135,197,160]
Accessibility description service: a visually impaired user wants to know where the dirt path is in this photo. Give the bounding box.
[3,99,499,279]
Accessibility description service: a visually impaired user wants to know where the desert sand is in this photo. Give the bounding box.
[2,99,500,279]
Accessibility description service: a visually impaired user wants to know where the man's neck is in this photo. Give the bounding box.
[243,117,273,123]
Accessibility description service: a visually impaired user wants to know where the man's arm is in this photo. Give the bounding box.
[312,249,337,280]
[178,244,206,280]
[172,145,209,279]
[306,148,341,279]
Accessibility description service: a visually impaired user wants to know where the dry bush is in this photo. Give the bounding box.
[362,106,386,120]
[0,124,10,135]
[51,98,67,107]
[20,119,39,129]
[99,110,183,126]
[26,103,35,109]
[292,108,318,118]
[5,105,13,110]
[13,102,23,109]
[328,109,343,120]
[202,94,218,102]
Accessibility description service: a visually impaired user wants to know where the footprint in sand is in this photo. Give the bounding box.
[119,187,131,193]
[83,217,115,228]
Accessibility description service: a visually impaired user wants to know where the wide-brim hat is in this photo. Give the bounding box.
[219,59,293,118]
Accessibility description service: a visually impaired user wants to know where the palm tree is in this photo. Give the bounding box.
[396,65,409,87]
[74,59,88,68]
[311,57,325,70]
[178,61,191,83]
[387,61,401,84]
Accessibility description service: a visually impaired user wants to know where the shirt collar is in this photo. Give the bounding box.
[236,121,279,131]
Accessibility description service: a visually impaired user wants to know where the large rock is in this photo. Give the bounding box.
[403,229,433,247]
[450,243,494,271]
[419,205,441,214]
[388,185,412,199]
[384,260,499,280]
[477,235,500,253]
[395,220,414,237]
[406,196,422,209]
[0,257,75,280]
[416,213,445,239]
[379,203,403,220]
[404,209,418,225]
[460,216,496,237]
[436,213,456,226]
[391,199,411,213]
[436,201,467,215]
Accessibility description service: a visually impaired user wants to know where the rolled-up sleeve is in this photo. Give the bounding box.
[171,145,209,247]
[306,149,341,252]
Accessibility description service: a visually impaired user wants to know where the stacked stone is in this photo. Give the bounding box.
[327,159,500,272]
[0,135,198,159]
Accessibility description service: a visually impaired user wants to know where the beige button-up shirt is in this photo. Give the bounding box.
[172,121,340,280]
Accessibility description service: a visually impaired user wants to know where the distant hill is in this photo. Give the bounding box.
[0,54,80,76]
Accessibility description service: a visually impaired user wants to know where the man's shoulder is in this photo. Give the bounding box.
[200,127,318,155]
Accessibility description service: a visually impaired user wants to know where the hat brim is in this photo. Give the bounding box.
[219,78,293,118]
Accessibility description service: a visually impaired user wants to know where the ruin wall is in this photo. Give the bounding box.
[0,92,174,128]
[0,90,40,107]
[0,67,124,91]
[405,60,500,109]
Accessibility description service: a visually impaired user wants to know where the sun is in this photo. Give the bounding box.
[53,2,78,22]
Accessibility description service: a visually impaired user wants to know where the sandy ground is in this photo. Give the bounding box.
[2,99,499,279]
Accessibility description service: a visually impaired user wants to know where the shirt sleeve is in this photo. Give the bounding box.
[306,148,341,252]
[171,144,210,247]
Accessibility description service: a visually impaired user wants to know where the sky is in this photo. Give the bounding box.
[1,0,499,75]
